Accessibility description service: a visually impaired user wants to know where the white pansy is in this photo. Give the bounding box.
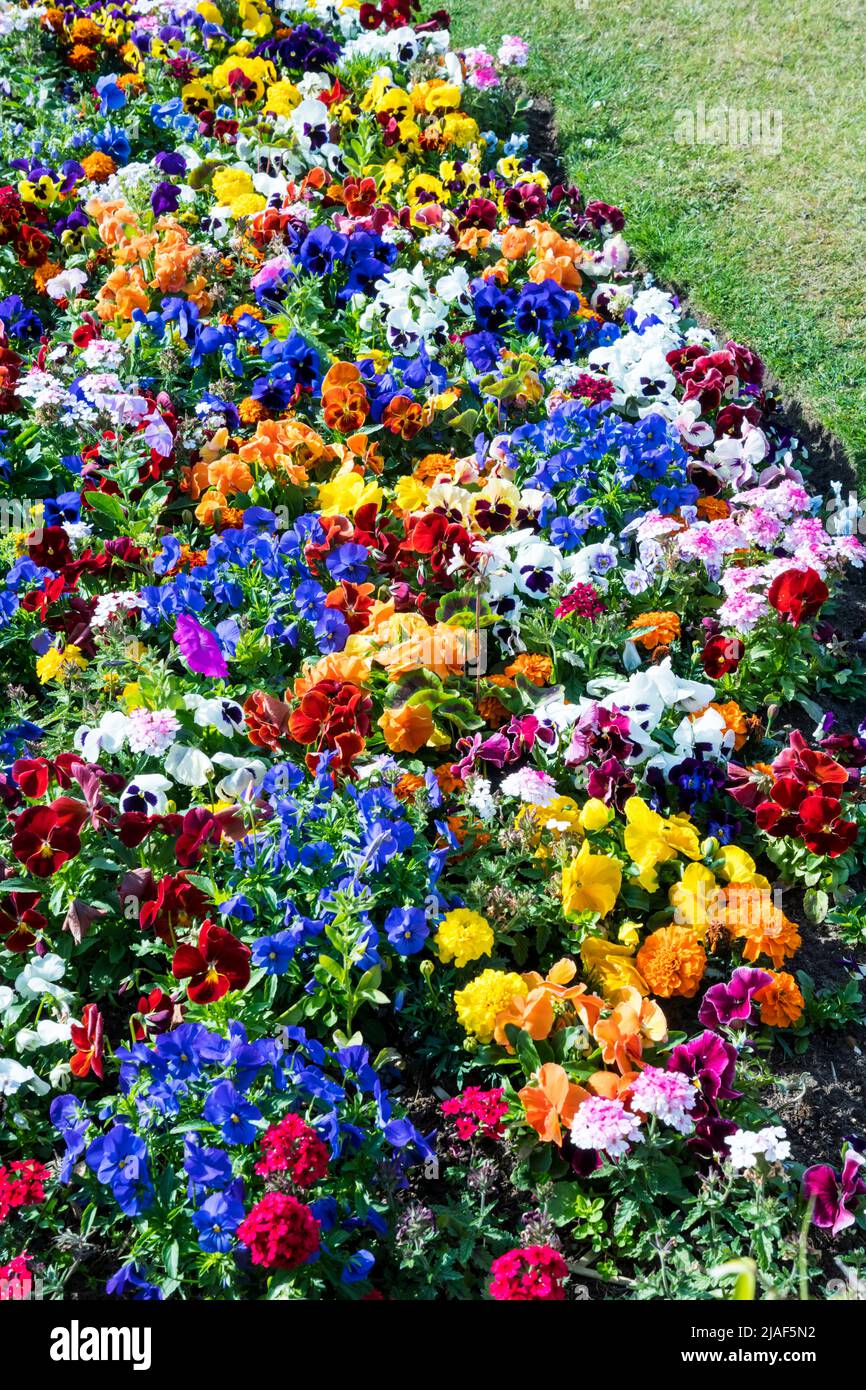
[164,744,214,787]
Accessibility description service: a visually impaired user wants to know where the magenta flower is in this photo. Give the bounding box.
[668,1029,741,1102]
[698,967,773,1029]
[172,614,229,679]
[802,1150,866,1236]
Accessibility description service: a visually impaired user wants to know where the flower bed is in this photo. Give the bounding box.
[0,0,864,1303]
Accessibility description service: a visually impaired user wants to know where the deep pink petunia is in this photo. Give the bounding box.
[172,613,229,679]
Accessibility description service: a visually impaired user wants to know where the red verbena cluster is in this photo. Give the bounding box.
[488,1245,569,1301]
[236,1192,320,1270]
[555,582,605,621]
[441,1086,508,1140]
[0,1160,50,1222]
[255,1113,330,1188]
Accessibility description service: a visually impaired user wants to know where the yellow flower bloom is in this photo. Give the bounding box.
[212,167,255,206]
[579,798,614,832]
[317,471,383,516]
[434,909,494,969]
[562,840,621,918]
[35,644,87,685]
[623,796,702,892]
[668,862,722,937]
[264,81,301,117]
[581,937,648,998]
[393,475,429,512]
[454,968,525,1043]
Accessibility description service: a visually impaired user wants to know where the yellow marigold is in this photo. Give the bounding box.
[725,886,801,968]
[629,610,682,650]
[754,971,804,1028]
[454,969,525,1043]
[81,152,117,184]
[636,924,707,999]
[435,909,494,969]
[504,652,553,687]
[562,840,621,918]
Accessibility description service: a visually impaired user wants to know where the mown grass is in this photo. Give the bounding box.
[449,0,866,475]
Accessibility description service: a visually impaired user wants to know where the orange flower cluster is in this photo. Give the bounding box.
[636,924,707,998]
[629,610,682,651]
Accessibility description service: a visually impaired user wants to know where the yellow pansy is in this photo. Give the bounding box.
[562,840,621,918]
[579,798,614,832]
[717,844,759,883]
[668,862,722,938]
[393,475,429,512]
[36,644,87,685]
[196,1,223,21]
[317,471,383,516]
[623,796,702,892]
[581,937,648,999]
[212,167,255,205]
[264,81,301,117]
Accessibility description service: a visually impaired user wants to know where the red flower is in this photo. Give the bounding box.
[255,1114,330,1187]
[137,872,210,945]
[0,891,47,953]
[796,794,857,858]
[11,797,88,877]
[489,1245,569,1301]
[11,758,52,799]
[243,690,292,752]
[768,566,829,626]
[236,1192,320,1270]
[288,679,372,775]
[131,988,179,1042]
[70,1003,104,1080]
[772,729,848,792]
[701,634,744,678]
[175,807,223,868]
[172,920,251,1004]
[0,1160,50,1222]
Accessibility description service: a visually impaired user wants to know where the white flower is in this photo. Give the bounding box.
[15,953,67,1001]
[725,1125,791,1170]
[211,753,267,801]
[76,709,131,762]
[0,985,15,1013]
[16,1019,72,1050]
[119,773,172,816]
[45,266,88,301]
[164,744,214,787]
[0,1056,50,1096]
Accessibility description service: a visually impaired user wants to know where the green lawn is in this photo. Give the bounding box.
[450,0,866,474]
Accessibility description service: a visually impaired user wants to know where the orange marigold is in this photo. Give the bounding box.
[394,772,425,801]
[434,762,463,796]
[477,695,510,728]
[725,886,801,969]
[696,495,731,521]
[636,925,707,999]
[81,152,117,184]
[630,610,682,651]
[68,44,97,71]
[754,971,804,1029]
[505,653,554,687]
[238,397,269,425]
